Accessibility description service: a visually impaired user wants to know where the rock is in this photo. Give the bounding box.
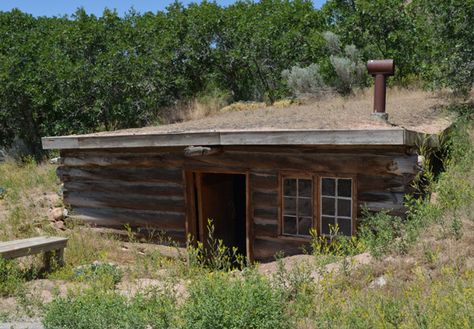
[0,148,6,162]
[50,207,65,221]
[369,275,387,288]
[63,208,69,218]
[49,157,61,164]
[54,220,66,230]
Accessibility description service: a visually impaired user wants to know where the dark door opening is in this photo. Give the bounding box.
[196,173,247,256]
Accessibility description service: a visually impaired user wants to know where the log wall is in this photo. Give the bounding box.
[59,145,418,260]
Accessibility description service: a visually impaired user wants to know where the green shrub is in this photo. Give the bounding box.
[0,257,24,296]
[181,271,289,329]
[281,64,327,97]
[73,262,123,289]
[357,210,404,257]
[43,287,177,329]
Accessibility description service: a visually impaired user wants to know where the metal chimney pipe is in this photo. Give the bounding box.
[367,59,395,120]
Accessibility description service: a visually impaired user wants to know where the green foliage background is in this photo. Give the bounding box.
[0,0,472,156]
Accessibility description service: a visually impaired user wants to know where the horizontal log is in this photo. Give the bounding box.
[231,145,410,154]
[252,191,279,208]
[64,180,183,197]
[61,153,182,168]
[253,206,278,220]
[61,149,418,177]
[358,192,405,204]
[358,201,405,213]
[253,236,310,262]
[71,207,185,231]
[254,221,279,238]
[250,173,278,191]
[358,174,414,193]
[57,167,183,184]
[63,145,411,157]
[64,191,185,213]
[186,151,418,176]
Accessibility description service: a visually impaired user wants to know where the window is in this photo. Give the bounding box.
[320,177,352,236]
[282,178,312,237]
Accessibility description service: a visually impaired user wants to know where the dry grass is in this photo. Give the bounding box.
[220,101,266,112]
[0,160,59,241]
[161,92,230,124]
[85,88,464,138]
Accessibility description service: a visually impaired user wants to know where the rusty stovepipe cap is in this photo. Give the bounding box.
[367,59,395,76]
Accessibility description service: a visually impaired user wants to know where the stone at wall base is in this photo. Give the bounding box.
[371,112,389,122]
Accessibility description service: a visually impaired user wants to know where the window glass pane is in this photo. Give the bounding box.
[321,216,334,235]
[337,199,352,217]
[283,179,296,196]
[299,198,312,217]
[298,217,312,236]
[338,179,352,197]
[322,178,336,196]
[283,197,296,216]
[337,218,352,236]
[298,179,312,197]
[321,197,335,216]
[283,216,297,235]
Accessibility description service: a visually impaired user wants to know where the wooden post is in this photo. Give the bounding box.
[55,248,65,267]
[43,248,64,271]
[43,251,53,271]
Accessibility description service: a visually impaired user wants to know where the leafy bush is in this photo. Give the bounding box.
[181,271,289,329]
[43,288,176,329]
[73,262,123,289]
[0,258,24,297]
[357,210,404,257]
[329,51,366,94]
[322,31,341,55]
[322,31,366,94]
[281,64,327,97]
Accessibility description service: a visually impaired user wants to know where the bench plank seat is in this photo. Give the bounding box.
[0,236,68,261]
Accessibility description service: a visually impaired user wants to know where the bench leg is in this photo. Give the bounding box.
[43,251,53,271]
[55,248,65,267]
[43,249,65,271]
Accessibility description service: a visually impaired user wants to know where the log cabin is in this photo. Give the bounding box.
[42,61,453,261]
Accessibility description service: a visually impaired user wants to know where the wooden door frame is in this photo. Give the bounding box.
[183,168,253,261]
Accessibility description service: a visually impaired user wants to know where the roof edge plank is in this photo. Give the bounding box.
[41,128,427,150]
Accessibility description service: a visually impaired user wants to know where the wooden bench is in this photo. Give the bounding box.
[0,236,68,270]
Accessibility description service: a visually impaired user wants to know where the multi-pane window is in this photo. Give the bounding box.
[282,178,312,237]
[320,178,352,236]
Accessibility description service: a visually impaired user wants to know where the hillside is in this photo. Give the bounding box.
[0,98,473,328]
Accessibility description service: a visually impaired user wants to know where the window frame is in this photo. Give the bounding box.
[279,173,357,240]
[279,174,315,239]
[319,176,355,237]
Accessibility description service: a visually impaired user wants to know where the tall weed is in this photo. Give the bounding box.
[187,219,247,272]
[181,270,289,329]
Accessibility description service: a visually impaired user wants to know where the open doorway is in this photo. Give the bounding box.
[195,172,247,257]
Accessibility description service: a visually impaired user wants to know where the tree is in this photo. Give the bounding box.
[412,0,474,96]
[322,0,418,82]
